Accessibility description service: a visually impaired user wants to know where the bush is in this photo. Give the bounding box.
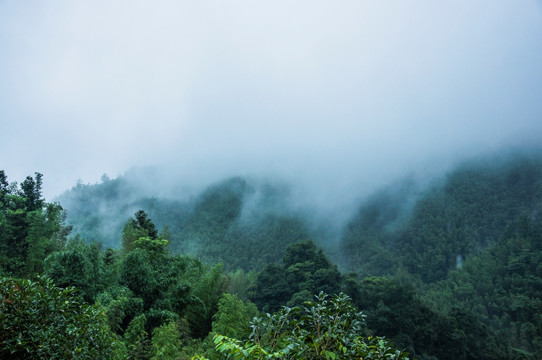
[0,276,118,359]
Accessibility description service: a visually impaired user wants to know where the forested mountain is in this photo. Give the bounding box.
[3,149,542,359]
[341,150,542,281]
[58,150,542,279]
[57,175,312,271]
[426,216,542,357]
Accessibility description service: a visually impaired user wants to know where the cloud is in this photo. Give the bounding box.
[1,0,541,205]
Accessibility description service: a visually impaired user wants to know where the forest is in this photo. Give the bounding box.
[1,149,542,359]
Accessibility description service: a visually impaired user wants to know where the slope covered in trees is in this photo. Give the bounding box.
[425,216,542,356]
[57,176,311,271]
[341,150,542,282]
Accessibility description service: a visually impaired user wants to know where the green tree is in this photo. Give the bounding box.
[44,236,105,302]
[124,314,151,360]
[96,286,144,335]
[250,262,292,313]
[120,248,158,310]
[23,202,68,275]
[150,321,182,360]
[0,276,117,359]
[18,172,44,211]
[212,293,259,339]
[227,268,257,301]
[186,263,229,338]
[0,172,69,278]
[122,210,159,252]
[0,170,9,202]
[250,240,342,312]
[195,292,410,360]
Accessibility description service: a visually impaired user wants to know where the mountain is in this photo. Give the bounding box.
[340,150,542,282]
[57,149,542,277]
[56,175,311,271]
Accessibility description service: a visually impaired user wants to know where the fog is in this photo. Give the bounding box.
[1,1,542,218]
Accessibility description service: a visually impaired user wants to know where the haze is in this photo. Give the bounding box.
[1,1,542,211]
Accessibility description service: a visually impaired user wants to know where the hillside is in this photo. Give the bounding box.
[57,150,542,279]
[57,175,312,271]
[340,150,542,282]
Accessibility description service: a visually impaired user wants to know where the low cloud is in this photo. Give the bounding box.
[1,0,541,211]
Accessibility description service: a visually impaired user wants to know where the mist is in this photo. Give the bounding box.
[1,1,542,221]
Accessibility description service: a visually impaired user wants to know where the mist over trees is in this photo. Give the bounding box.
[2,149,542,359]
[56,175,313,271]
[341,151,542,280]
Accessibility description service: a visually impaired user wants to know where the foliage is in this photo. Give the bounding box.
[212,293,259,339]
[188,293,259,360]
[124,314,151,360]
[341,152,542,282]
[249,262,292,313]
[194,292,409,360]
[0,171,70,278]
[185,263,230,338]
[352,275,503,360]
[59,175,310,271]
[227,268,258,301]
[122,210,160,253]
[150,321,183,360]
[5,152,542,359]
[0,276,117,359]
[249,240,341,312]
[426,216,542,359]
[44,236,105,302]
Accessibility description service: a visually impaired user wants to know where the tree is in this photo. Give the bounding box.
[249,262,292,313]
[122,210,159,252]
[0,171,70,278]
[250,240,342,312]
[44,236,105,302]
[194,292,410,360]
[0,170,9,205]
[212,293,259,339]
[0,276,118,359]
[24,202,68,275]
[119,248,158,310]
[186,263,230,338]
[124,314,151,360]
[18,172,44,212]
[150,321,182,360]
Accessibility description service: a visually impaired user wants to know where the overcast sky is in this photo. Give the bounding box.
[1,1,542,204]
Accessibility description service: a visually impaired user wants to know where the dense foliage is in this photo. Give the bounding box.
[0,276,119,359]
[341,152,542,282]
[249,240,341,313]
[57,176,309,271]
[426,216,542,358]
[0,171,70,278]
[350,276,504,360]
[196,292,410,360]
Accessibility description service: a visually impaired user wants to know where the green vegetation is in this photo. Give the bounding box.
[249,239,341,313]
[2,150,542,359]
[56,177,309,270]
[341,152,542,282]
[426,216,542,357]
[0,276,120,359]
[196,292,409,360]
[0,171,69,278]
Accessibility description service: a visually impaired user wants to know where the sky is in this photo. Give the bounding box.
[1,1,542,207]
